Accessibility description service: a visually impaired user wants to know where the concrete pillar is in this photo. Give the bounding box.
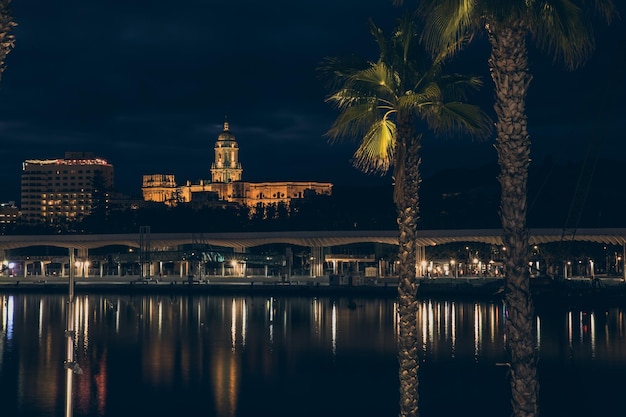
[623,245,626,281]
[416,246,426,277]
[378,259,385,278]
[309,246,324,277]
[233,247,247,277]
[285,247,292,278]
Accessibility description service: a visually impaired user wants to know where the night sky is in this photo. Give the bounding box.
[0,0,624,202]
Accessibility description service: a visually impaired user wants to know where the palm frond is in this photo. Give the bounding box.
[423,101,493,140]
[0,0,15,82]
[325,87,371,110]
[325,102,380,143]
[349,61,399,98]
[586,0,619,23]
[417,0,480,57]
[437,74,484,101]
[394,13,417,65]
[531,0,617,69]
[430,31,473,66]
[317,55,370,90]
[369,18,389,62]
[530,0,594,69]
[352,119,397,174]
[398,83,442,111]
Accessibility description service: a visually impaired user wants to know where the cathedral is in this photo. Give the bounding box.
[142,120,333,207]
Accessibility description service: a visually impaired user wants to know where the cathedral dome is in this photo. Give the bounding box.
[217,121,236,142]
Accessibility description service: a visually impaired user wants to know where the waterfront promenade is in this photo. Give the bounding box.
[0,274,399,296]
[2,273,626,304]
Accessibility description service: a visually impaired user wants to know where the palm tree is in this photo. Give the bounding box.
[0,0,15,83]
[319,14,491,417]
[409,1,618,415]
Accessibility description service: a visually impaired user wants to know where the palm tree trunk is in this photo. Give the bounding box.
[488,22,539,417]
[395,112,421,417]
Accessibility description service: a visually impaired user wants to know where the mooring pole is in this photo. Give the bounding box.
[64,248,81,417]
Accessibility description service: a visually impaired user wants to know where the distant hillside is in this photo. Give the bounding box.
[420,164,500,229]
[526,157,625,228]
[415,158,625,229]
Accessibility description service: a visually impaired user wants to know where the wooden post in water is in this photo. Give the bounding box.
[64,248,81,417]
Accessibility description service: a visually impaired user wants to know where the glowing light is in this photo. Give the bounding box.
[231,299,237,351]
[331,302,337,358]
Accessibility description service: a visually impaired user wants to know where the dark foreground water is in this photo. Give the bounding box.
[1,292,626,417]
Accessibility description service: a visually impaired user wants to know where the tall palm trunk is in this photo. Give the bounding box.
[488,21,539,417]
[395,111,421,417]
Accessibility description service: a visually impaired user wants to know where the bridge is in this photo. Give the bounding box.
[1,228,625,250]
[1,228,625,280]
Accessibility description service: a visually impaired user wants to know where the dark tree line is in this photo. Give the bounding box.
[3,185,397,235]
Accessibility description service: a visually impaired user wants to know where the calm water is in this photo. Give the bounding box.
[1,292,626,417]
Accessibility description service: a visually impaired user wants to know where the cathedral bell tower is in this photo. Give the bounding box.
[210,119,243,183]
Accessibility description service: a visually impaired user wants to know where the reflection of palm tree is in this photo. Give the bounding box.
[0,0,15,83]
[412,1,618,415]
[320,14,491,417]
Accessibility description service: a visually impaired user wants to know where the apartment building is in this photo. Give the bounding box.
[20,152,114,224]
[0,201,18,225]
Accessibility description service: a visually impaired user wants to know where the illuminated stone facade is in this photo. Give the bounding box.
[20,152,114,224]
[142,121,333,207]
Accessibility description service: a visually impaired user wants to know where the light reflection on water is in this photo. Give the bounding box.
[1,293,626,417]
